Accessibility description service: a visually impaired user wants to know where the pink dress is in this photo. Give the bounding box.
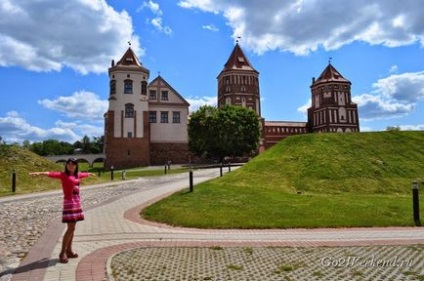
[48,172,90,223]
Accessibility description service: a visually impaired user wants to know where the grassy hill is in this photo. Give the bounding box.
[2,131,424,228]
[0,145,186,196]
[0,145,105,196]
[218,130,424,195]
[142,131,424,228]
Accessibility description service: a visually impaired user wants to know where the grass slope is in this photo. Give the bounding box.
[142,131,424,228]
[0,146,187,196]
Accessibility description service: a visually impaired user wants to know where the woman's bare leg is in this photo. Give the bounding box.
[59,222,76,261]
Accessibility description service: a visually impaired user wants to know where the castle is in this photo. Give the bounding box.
[104,44,360,169]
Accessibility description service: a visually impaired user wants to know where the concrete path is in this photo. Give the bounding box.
[7,168,424,281]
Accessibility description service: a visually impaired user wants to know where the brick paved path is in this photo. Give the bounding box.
[4,168,424,281]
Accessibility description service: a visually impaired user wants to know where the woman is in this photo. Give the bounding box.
[30,157,95,263]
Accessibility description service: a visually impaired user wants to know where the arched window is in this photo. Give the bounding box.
[141,81,147,95]
[124,80,133,94]
[110,80,116,95]
[125,103,134,118]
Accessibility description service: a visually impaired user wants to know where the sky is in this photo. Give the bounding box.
[1,0,424,144]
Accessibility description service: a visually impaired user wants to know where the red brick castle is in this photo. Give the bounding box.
[104,44,359,168]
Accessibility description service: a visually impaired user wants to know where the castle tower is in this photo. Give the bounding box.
[217,43,261,116]
[307,63,360,133]
[104,47,151,169]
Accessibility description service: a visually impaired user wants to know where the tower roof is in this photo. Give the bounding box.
[115,47,143,67]
[222,43,258,73]
[313,63,350,85]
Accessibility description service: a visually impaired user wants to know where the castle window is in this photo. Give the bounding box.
[160,111,168,123]
[149,111,157,123]
[127,132,133,138]
[124,80,133,94]
[225,97,231,105]
[225,86,231,92]
[172,111,181,123]
[241,86,246,92]
[141,81,147,95]
[110,80,116,95]
[125,104,134,118]
[161,91,169,101]
[149,90,157,100]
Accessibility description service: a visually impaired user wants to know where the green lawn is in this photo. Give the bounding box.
[142,131,424,228]
[2,131,424,229]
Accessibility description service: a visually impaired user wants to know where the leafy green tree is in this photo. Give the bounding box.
[81,135,90,153]
[22,140,31,149]
[188,105,260,161]
[91,136,104,153]
[386,126,401,131]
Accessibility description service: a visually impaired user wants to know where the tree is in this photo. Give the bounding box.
[188,105,261,161]
[386,126,401,131]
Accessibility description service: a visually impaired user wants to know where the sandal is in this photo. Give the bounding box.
[66,251,78,258]
[59,254,68,264]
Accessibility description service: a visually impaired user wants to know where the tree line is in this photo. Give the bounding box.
[1,105,261,159]
[0,135,104,156]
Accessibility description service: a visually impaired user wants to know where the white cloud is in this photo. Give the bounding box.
[353,93,413,120]
[0,111,80,143]
[389,65,398,73]
[202,24,219,32]
[0,0,141,74]
[352,71,424,120]
[38,91,108,120]
[178,0,424,55]
[371,72,424,103]
[186,96,217,113]
[138,1,172,35]
[399,124,424,131]
[297,98,310,116]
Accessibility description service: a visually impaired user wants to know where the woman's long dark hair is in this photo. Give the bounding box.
[65,158,79,178]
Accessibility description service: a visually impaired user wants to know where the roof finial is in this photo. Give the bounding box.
[158,71,161,76]
[328,57,332,65]
[236,36,241,44]
[128,40,131,46]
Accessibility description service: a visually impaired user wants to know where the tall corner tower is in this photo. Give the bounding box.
[104,47,151,169]
[217,43,261,117]
[307,63,360,133]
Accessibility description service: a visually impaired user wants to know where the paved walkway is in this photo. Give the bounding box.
[4,168,424,281]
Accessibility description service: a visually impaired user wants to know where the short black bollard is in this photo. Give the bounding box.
[11,169,16,193]
[189,168,193,192]
[111,166,114,181]
[98,168,101,177]
[164,163,167,174]
[220,162,223,177]
[228,162,231,172]
[412,180,421,226]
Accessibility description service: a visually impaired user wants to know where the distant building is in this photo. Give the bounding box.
[104,44,360,169]
[103,48,190,169]
[217,43,360,150]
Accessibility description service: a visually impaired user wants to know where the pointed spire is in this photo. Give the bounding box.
[314,63,350,84]
[222,43,257,72]
[115,47,142,67]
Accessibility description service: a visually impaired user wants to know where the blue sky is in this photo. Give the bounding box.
[1,0,423,144]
